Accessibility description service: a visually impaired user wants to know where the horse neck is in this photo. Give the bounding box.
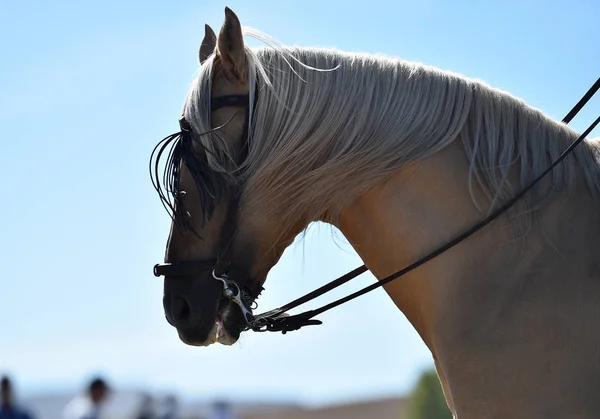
[334,132,597,335]
[335,132,600,416]
[333,139,494,343]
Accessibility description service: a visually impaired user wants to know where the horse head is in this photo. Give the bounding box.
[152,8,293,346]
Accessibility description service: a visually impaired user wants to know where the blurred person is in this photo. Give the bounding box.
[208,401,237,419]
[63,377,111,419]
[158,395,178,419]
[0,376,35,419]
[134,394,154,419]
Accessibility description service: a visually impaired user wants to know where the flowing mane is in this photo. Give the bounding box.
[182,32,600,236]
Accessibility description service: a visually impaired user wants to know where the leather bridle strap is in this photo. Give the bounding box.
[248,76,600,334]
[210,95,249,277]
[154,260,216,277]
[209,92,261,297]
[563,77,600,125]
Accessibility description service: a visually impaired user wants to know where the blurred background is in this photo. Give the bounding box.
[1,0,598,418]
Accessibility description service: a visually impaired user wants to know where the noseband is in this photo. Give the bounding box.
[153,91,262,326]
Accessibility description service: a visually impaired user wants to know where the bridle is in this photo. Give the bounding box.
[153,76,600,335]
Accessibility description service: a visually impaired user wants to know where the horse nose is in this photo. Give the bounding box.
[163,292,217,345]
[170,296,192,326]
[163,292,197,327]
[162,276,223,345]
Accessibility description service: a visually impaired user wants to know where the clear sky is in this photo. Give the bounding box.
[1,0,598,408]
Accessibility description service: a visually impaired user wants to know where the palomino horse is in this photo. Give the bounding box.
[151,7,600,418]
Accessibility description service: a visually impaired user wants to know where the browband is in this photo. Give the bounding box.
[211,95,250,111]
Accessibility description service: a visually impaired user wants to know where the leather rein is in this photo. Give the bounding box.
[153,77,600,335]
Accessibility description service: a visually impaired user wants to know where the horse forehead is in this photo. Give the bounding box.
[210,68,249,97]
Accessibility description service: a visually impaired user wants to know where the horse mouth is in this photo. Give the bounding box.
[215,316,238,346]
[215,297,246,345]
[175,297,245,347]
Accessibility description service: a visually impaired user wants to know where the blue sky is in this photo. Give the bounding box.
[1,0,598,407]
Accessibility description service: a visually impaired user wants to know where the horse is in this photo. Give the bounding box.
[150,7,600,418]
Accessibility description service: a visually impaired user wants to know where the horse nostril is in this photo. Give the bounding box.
[171,296,192,326]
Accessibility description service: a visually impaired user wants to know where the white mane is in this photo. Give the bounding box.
[183,33,600,237]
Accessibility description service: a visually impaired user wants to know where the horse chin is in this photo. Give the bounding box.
[177,322,219,347]
[177,321,238,347]
[216,321,239,346]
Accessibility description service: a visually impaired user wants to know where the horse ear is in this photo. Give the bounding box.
[199,24,217,64]
[216,7,246,81]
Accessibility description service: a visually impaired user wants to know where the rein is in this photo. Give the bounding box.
[153,76,600,335]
